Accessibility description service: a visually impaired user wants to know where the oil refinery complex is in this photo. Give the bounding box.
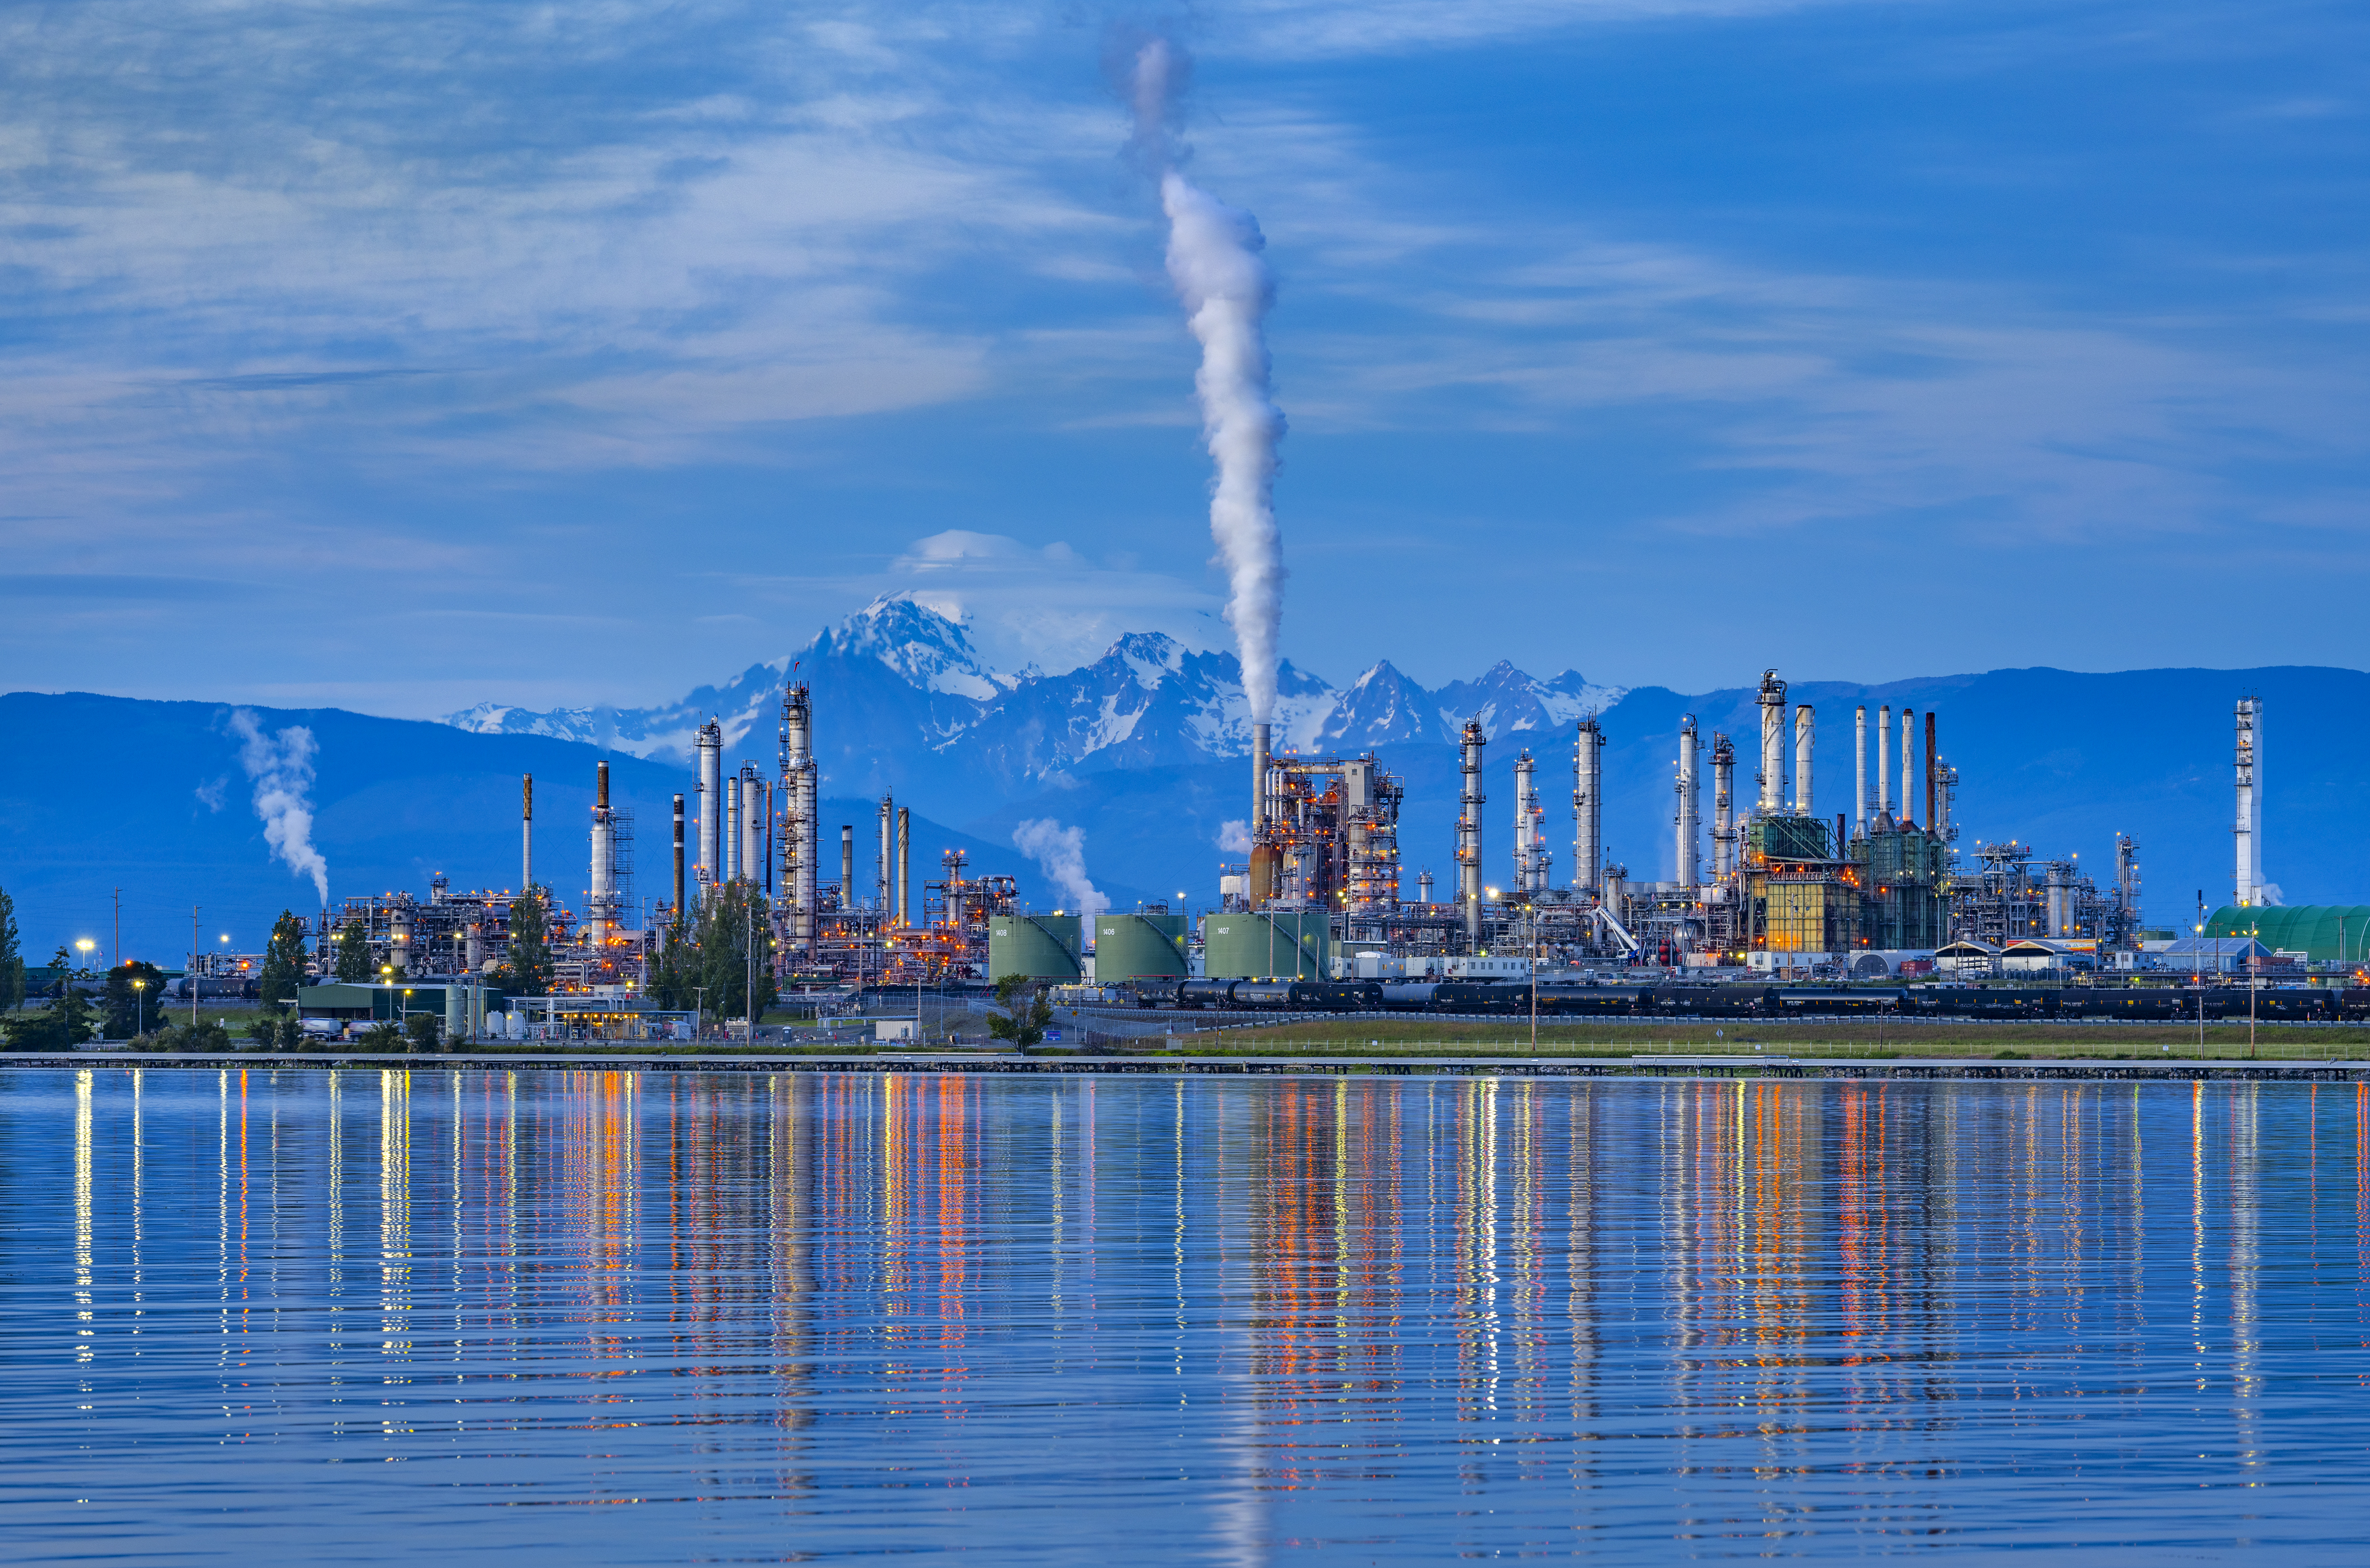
[241,668,2367,1032]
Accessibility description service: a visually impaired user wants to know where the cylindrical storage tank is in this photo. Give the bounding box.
[987,915,1083,981]
[1201,911,1331,979]
[1092,913,1189,981]
[444,985,466,1042]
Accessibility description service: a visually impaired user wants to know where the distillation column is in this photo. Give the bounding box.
[2235,697,2263,905]
[724,777,740,886]
[1793,705,1814,819]
[1876,704,1892,820]
[1854,705,1869,837]
[779,682,818,951]
[590,760,615,930]
[1899,710,1915,829]
[671,793,685,921]
[1572,716,1605,896]
[878,793,895,915]
[1513,752,1539,895]
[1457,720,1486,949]
[1710,733,1736,884]
[1675,716,1700,896]
[840,825,855,911]
[695,720,723,900]
[1757,671,1788,814]
[896,806,911,928]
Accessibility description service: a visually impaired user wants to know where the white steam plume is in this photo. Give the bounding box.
[229,708,330,904]
[1131,37,1287,725]
[1012,818,1110,919]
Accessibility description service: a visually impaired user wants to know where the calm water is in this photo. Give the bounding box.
[4,1069,2367,1563]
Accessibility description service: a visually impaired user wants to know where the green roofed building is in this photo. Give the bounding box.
[2202,905,2370,963]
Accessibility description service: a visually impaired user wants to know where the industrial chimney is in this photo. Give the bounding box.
[695,720,723,900]
[1876,705,1892,821]
[521,773,534,890]
[1457,719,1487,950]
[779,681,818,953]
[590,760,615,930]
[1793,704,1814,818]
[1675,716,1700,895]
[2235,697,2265,906]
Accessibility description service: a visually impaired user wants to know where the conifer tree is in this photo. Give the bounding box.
[259,911,309,1008]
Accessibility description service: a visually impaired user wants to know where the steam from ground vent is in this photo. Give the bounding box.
[1130,36,1287,726]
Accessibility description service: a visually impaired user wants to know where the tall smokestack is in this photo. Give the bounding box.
[1711,733,1735,884]
[878,793,894,914]
[840,825,855,911]
[1853,705,1869,837]
[1757,671,1787,814]
[896,807,911,928]
[1457,719,1487,950]
[521,773,534,890]
[2235,697,2264,905]
[1249,720,1276,906]
[1876,705,1892,821]
[1794,704,1814,818]
[1924,712,1937,835]
[1573,716,1605,896]
[671,793,685,922]
[1675,717,1700,896]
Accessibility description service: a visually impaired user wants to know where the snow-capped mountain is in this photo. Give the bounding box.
[440,594,1629,810]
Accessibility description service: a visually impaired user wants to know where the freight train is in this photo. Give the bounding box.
[1142,980,2370,1021]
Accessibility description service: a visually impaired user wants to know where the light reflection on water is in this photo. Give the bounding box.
[3,1068,2366,1563]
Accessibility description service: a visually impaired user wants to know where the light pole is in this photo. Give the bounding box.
[131,976,144,1040]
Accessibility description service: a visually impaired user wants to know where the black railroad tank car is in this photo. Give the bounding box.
[1173,980,1238,1009]
[1772,988,1903,1016]
[1288,980,1383,1010]
[1928,989,2059,1019]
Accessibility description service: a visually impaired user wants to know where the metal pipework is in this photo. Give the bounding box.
[1710,733,1736,884]
[695,720,723,898]
[1457,719,1487,950]
[671,793,686,921]
[1572,715,1605,896]
[1876,705,1892,821]
[521,773,534,891]
[1756,670,1787,815]
[1900,710,1915,829]
[2235,697,2263,905]
[1675,716,1700,895]
[1793,704,1814,818]
[1854,705,1869,836]
[896,807,911,928]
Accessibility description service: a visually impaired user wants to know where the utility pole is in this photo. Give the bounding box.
[191,906,200,1026]
[113,888,121,971]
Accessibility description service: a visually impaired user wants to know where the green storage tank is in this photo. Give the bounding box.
[1201,911,1330,980]
[989,914,1084,981]
[1093,913,1189,981]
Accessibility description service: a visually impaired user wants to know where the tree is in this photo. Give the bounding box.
[986,973,1053,1051]
[405,1011,444,1053]
[502,890,553,997]
[356,1020,404,1053]
[332,915,371,982]
[46,945,72,999]
[246,1011,307,1051]
[101,961,167,1040]
[0,884,23,1012]
[259,911,309,1007]
[646,921,697,1011]
[155,1019,232,1053]
[49,986,95,1045]
[693,883,777,1025]
[3,1007,67,1051]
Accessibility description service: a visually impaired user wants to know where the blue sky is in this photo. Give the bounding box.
[3,0,2364,716]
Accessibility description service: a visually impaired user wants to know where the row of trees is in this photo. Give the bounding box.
[647,882,778,1023]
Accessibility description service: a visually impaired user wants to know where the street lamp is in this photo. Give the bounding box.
[74,938,94,973]
[132,976,145,1039]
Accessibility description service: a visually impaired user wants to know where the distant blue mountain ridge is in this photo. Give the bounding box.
[5,598,2360,963]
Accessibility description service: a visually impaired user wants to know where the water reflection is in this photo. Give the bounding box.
[5,1070,2368,1561]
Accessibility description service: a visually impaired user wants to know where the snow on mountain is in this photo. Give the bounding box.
[440,595,1624,812]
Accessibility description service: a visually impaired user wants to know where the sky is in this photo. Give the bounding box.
[3,0,2365,716]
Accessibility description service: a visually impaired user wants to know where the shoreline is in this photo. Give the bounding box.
[10,1051,2370,1081]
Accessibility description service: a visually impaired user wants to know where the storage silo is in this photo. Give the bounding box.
[987,915,1084,981]
[1201,911,1330,980]
[1093,913,1189,982]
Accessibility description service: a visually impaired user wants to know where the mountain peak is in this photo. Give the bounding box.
[818,594,1000,701]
